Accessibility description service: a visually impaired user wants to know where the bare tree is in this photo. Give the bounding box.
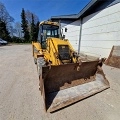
[15,22,23,38]
[25,10,39,33]
[32,14,39,24]
[25,10,39,25]
[0,2,14,24]
[0,2,14,37]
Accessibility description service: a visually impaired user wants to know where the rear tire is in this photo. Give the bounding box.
[34,58,37,64]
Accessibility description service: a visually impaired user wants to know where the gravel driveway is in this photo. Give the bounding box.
[0,45,120,120]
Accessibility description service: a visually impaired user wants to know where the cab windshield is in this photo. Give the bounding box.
[42,24,59,38]
[38,24,59,49]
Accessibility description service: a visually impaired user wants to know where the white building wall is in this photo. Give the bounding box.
[81,3,120,58]
[61,20,81,51]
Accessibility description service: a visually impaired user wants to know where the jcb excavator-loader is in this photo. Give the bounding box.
[32,21,110,112]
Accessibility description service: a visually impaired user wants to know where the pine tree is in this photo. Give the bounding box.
[30,14,36,41]
[21,8,30,42]
[34,21,39,41]
[0,19,11,42]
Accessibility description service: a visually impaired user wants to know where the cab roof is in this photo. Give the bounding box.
[40,21,59,26]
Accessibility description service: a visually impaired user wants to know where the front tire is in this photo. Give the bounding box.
[34,58,37,64]
[37,57,45,94]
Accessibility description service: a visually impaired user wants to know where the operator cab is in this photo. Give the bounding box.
[38,21,59,49]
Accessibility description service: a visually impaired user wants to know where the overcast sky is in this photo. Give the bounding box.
[0,0,90,22]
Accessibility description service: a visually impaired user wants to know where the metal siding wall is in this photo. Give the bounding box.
[106,0,120,7]
[80,3,120,57]
[60,20,74,27]
[61,20,81,51]
[83,0,120,18]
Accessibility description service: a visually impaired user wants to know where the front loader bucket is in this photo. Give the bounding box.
[39,61,110,112]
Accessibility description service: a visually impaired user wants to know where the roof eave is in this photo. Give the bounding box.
[51,0,100,20]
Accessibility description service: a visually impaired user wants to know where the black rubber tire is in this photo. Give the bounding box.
[37,57,45,76]
[34,58,37,64]
[37,57,45,93]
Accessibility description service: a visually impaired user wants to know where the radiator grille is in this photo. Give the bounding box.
[58,45,71,60]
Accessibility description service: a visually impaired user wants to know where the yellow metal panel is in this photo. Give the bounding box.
[32,37,77,65]
[40,21,59,26]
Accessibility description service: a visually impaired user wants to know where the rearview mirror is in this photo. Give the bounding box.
[65,28,67,32]
[62,35,65,39]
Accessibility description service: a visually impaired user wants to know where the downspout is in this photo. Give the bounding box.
[78,18,82,55]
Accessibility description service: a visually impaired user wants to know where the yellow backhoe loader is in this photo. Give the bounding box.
[32,21,110,112]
